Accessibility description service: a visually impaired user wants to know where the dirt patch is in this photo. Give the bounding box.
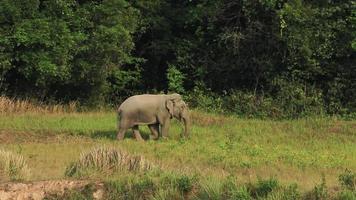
[0,180,104,200]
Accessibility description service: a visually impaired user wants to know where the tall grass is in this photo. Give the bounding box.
[0,150,31,181]
[65,146,154,177]
[0,97,355,192]
[0,96,78,114]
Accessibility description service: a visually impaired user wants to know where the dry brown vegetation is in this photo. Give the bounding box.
[0,96,78,114]
[190,110,233,126]
[0,150,31,181]
[65,146,155,177]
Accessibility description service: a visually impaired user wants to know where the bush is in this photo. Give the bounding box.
[167,64,186,94]
[176,175,194,194]
[271,77,325,118]
[186,78,326,119]
[186,82,224,113]
[251,177,279,198]
[223,90,276,118]
[339,169,355,191]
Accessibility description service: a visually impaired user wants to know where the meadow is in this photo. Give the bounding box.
[0,97,355,199]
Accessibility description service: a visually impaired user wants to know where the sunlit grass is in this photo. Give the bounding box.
[0,107,355,190]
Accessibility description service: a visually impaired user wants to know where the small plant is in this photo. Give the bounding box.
[251,177,279,198]
[339,169,355,191]
[132,177,156,197]
[0,149,31,181]
[305,176,328,200]
[176,175,194,194]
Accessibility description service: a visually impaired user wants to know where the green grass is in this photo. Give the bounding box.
[0,111,355,191]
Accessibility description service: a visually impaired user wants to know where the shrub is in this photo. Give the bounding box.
[339,169,355,191]
[223,90,276,118]
[271,77,324,118]
[186,82,224,113]
[221,177,252,200]
[250,177,279,198]
[176,175,194,194]
[0,149,31,181]
[167,64,185,94]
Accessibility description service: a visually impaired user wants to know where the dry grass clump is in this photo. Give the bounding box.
[0,96,77,114]
[190,110,232,126]
[0,150,31,181]
[65,146,154,177]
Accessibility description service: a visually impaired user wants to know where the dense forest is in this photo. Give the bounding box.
[0,0,355,118]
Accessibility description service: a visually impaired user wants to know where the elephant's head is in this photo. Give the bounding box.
[166,96,190,138]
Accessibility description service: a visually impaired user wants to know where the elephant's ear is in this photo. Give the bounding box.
[166,99,174,118]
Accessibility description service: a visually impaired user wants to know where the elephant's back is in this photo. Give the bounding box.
[118,94,163,112]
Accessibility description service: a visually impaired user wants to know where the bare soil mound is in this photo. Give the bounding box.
[0,180,104,200]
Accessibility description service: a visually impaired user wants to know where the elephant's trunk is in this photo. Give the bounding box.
[182,114,190,138]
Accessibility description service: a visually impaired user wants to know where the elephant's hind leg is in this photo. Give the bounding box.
[132,125,144,141]
[148,124,159,140]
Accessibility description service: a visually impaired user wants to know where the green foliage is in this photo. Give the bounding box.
[186,82,224,113]
[336,190,356,200]
[339,169,356,191]
[176,175,194,194]
[251,177,280,198]
[0,0,140,104]
[0,0,355,116]
[167,64,185,94]
[222,177,252,200]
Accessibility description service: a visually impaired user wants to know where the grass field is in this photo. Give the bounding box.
[1,111,355,183]
[0,98,355,199]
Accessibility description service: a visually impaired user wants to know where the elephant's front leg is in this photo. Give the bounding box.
[161,119,171,139]
[148,124,159,140]
[132,125,144,141]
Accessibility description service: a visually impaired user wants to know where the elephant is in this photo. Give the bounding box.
[116,93,190,141]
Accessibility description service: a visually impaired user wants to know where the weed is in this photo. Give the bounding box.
[304,176,328,200]
[222,181,252,200]
[177,175,194,194]
[251,177,279,198]
[339,169,355,191]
